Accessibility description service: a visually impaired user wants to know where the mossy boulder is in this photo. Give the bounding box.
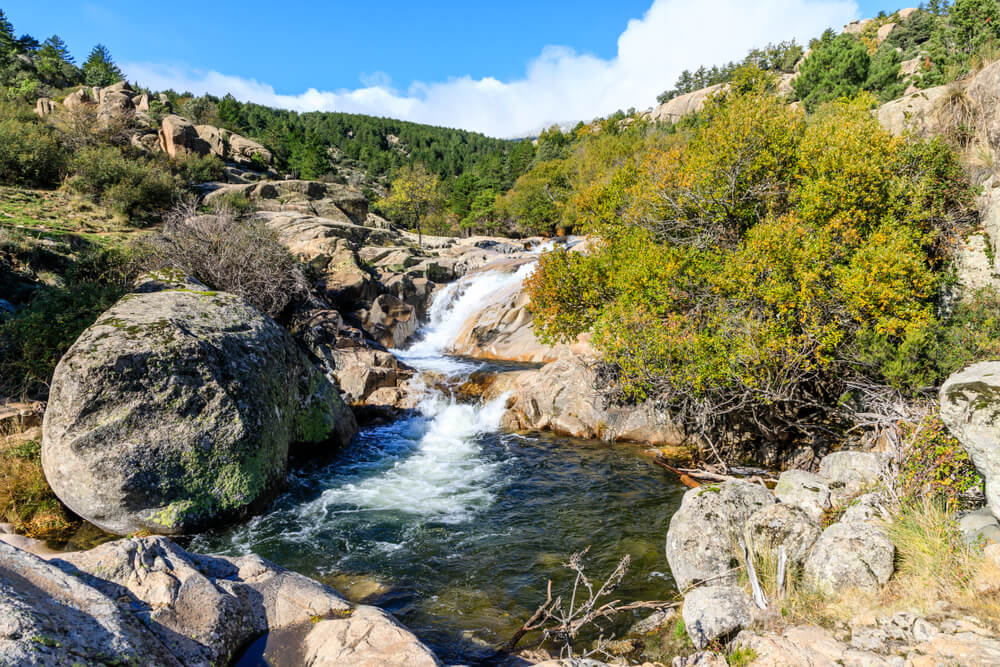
[41,277,356,535]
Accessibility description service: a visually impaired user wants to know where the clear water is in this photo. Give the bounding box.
[188,257,686,664]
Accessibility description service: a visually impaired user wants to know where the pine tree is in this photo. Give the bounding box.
[37,34,82,86]
[82,43,123,87]
[43,35,73,63]
[0,10,16,56]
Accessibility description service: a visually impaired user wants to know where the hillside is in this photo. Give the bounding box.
[5,3,1000,666]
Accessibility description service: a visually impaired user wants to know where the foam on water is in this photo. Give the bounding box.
[297,390,510,524]
[395,261,538,373]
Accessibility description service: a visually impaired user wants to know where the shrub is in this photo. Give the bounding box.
[141,205,307,317]
[527,85,972,448]
[0,281,127,399]
[0,433,76,538]
[65,145,180,220]
[205,190,255,218]
[896,417,983,509]
[49,102,135,150]
[173,152,226,185]
[0,105,67,187]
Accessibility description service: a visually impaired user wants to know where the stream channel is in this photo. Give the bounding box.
[190,255,688,664]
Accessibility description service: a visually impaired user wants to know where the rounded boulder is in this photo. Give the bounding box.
[42,280,355,535]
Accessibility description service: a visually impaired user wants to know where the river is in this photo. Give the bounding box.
[189,257,687,664]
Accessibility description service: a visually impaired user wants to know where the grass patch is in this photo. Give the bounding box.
[0,428,76,539]
[756,497,1000,634]
[639,616,693,663]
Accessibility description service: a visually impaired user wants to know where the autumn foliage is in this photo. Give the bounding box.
[526,74,976,447]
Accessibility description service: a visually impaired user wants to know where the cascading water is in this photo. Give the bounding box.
[191,252,685,664]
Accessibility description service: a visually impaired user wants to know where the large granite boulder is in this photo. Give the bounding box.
[41,277,355,535]
[498,358,686,446]
[803,522,895,594]
[818,450,883,504]
[774,469,831,523]
[159,114,209,158]
[0,540,180,665]
[650,83,727,124]
[665,481,775,591]
[940,362,1000,519]
[877,86,949,137]
[447,270,593,363]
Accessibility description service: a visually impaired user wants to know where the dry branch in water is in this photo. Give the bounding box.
[504,547,676,659]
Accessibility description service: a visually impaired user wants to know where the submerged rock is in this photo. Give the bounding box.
[42,276,355,535]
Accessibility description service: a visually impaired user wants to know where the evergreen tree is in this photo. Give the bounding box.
[37,35,81,86]
[0,10,16,58]
[793,30,871,111]
[43,35,73,62]
[82,43,123,86]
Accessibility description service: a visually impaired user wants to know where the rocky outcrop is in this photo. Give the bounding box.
[650,84,726,124]
[159,114,206,158]
[877,85,949,138]
[206,181,369,225]
[496,358,687,446]
[0,537,439,666]
[734,614,1000,666]
[155,115,273,170]
[33,97,54,116]
[364,293,419,349]
[41,275,356,535]
[940,361,1000,519]
[449,282,593,363]
[0,540,181,665]
[665,481,775,591]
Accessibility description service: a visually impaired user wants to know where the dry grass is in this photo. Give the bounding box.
[882,498,1000,628]
[746,498,1000,634]
[0,427,76,539]
[933,86,979,148]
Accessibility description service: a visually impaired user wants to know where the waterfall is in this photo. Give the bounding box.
[395,260,538,374]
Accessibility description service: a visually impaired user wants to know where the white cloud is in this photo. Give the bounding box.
[123,0,858,138]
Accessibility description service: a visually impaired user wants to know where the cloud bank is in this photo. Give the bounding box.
[123,0,858,138]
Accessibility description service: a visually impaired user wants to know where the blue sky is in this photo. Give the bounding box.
[4,0,895,136]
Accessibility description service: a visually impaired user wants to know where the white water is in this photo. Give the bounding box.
[297,391,509,524]
[293,262,549,524]
[395,260,538,374]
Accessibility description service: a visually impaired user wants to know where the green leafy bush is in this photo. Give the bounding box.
[897,417,983,508]
[173,153,226,185]
[527,81,972,447]
[0,105,68,187]
[65,146,180,220]
[0,281,127,399]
